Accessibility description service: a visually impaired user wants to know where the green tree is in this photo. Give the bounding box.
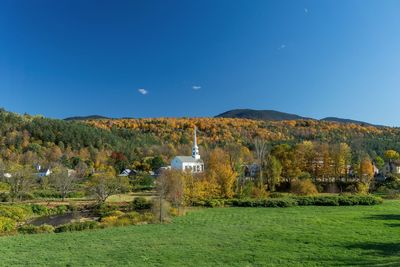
[86,172,129,204]
[50,165,78,201]
[374,156,385,171]
[265,156,282,192]
[6,164,35,201]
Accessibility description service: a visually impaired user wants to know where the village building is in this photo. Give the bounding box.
[35,164,52,178]
[383,161,400,175]
[171,126,204,173]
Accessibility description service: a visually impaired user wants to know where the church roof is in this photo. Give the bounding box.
[174,156,203,163]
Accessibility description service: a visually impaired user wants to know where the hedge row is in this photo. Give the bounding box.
[54,221,99,233]
[192,195,383,208]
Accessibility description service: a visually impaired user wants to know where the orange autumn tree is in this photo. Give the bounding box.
[207,148,237,198]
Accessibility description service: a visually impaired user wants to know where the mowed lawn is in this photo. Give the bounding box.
[1,201,400,266]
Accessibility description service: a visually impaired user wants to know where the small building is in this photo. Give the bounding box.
[383,162,400,175]
[242,163,260,178]
[118,169,138,177]
[34,164,52,178]
[171,127,204,173]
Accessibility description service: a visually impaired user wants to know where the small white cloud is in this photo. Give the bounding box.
[278,44,286,50]
[192,85,201,90]
[138,88,148,95]
[304,8,308,13]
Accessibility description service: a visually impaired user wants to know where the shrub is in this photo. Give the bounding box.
[293,196,316,206]
[131,197,152,211]
[356,183,370,195]
[30,204,69,216]
[94,203,118,217]
[263,198,296,208]
[142,212,154,222]
[17,192,35,201]
[100,211,152,227]
[0,205,33,221]
[204,199,225,208]
[0,216,16,234]
[313,196,340,206]
[251,187,269,199]
[291,180,318,196]
[55,221,99,233]
[33,190,62,199]
[0,192,11,202]
[18,224,55,234]
[124,211,142,223]
[269,192,286,198]
[30,204,49,216]
[0,182,10,191]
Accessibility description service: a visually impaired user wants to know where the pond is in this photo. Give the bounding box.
[29,210,97,227]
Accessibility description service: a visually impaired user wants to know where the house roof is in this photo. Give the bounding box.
[174,156,204,163]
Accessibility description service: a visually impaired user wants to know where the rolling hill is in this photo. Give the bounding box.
[215,109,311,121]
[216,109,375,126]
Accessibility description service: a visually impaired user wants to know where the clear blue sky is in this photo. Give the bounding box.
[1,0,400,125]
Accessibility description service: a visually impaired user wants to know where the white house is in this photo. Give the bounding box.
[35,164,52,178]
[171,126,204,173]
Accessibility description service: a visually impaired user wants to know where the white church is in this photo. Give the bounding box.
[171,126,204,173]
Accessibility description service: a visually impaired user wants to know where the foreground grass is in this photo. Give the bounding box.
[0,201,400,266]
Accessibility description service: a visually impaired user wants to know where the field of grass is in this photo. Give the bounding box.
[0,201,399,266]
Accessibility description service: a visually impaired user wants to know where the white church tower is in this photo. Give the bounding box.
[171,126,204,173]
[192,126,200,160]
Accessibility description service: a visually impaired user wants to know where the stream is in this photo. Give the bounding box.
[29,210,97,227]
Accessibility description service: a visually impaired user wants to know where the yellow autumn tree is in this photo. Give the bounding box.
[207,148,237,198]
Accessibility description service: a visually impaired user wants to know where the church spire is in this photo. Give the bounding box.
[192,126,200,159]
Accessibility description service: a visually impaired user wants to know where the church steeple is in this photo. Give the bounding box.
[192,126,200,159]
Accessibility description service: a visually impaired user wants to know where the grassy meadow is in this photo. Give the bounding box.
[0,200,399,266]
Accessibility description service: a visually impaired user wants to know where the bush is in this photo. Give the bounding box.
[15,192,35,201]
[94,203,118,217]
[55,221,99,233]
[0,192,11,202]
[292,195,382,207]
[195,195,382,208]
[291,180,318,196]
[0,182,10,191]
[263,198,297,208]
[293,196,316,206]
[33,190,62,199]
[356,183,370,195]
[131,197,152,211]
[251,187,269,199]
[18,224,54,234]
[100,211,152,227]
[204,199,225,208]
[30,204,69,216]
[231,198,296,208]
[0,216,16,234]
[269,192,286,199]
[30,204,49,216]
[313,196,340,206]
[0,205,33,221]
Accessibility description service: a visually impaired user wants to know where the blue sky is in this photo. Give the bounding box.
[1,0,400,125]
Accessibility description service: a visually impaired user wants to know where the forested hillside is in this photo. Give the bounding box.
[87,117,400,157]
[1,108,400,175]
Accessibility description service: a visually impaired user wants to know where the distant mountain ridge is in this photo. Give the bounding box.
[216,109,376,126]
[215,109,311,121]
[320,117,374,126]
[65,109,378,126]
[64,115,109,121]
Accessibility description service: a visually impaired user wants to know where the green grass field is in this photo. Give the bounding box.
[0,201,399,266]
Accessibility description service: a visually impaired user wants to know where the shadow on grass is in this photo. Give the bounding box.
[346,242,400,257]
[328,242,400,266]
[365,214,400,221]
[365,214,400,228]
